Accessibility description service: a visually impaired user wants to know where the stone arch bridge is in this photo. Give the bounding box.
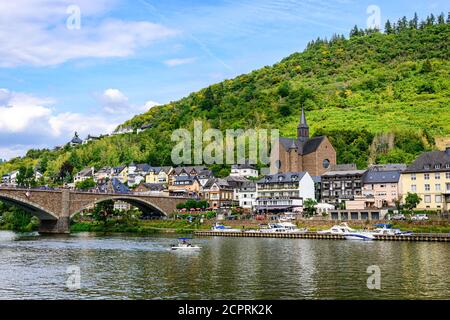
[0,187,187,234]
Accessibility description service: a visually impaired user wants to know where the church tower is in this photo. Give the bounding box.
[297,106,309,154]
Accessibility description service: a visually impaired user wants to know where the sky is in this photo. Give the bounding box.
[0,0,448,160]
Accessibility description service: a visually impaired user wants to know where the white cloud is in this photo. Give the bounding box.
[98,88,130,114]
[97,88,159,115]
[0,88,159,159]
[164,57,197,67]
[142,100,160,110]
[0,0,178,67]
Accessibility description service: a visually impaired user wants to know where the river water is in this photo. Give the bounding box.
[0,231,448,300]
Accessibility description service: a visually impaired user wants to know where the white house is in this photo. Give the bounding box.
[236,181,257,211]
[1,170,19,186]
[74,167,95,184]
[255,171,315,213]
[230,162,259,178]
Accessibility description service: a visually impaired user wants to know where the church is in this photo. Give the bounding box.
[272,107,336,176]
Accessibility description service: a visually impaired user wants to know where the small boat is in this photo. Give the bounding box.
[318,223,375,240]
[263,222,307,233]
[344,232,376,241]
[171,238,201,251]
[317,222,355,235]
[211,222,240,232]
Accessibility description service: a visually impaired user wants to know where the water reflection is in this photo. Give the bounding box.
[0,231,448,299]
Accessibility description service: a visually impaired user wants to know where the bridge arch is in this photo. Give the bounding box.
[71,196,169,218]
[0,192,59,220]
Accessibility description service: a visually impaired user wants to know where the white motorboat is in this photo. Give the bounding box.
[263,222,308,233]
[343,231,376,241]
[317,223,375,240]
[211,222,240,232]
[317,223,356,235]
[171,238,201,251]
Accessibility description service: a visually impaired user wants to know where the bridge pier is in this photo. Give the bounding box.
[39,190,71,234]
[39,217,70,234]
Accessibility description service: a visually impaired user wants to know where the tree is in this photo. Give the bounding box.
[384,20,394,34]
[277,81,290,98]
[16,166,35,188]
[303,198,318,218]
[404,193,421,213]
[409,13,419,29]
[75,178,96,191]
[92,200,116,227]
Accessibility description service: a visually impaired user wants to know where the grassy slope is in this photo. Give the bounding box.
[1,21,449,178]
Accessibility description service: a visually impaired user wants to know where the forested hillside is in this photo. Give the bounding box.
[1,13,449,183]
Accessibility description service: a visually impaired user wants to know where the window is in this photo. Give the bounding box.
[434,164,441,169]
[424,184,430,191]
[424,164,430,170]
[323,159,330,169]
[411,185,417,192]
[435,173,440,179]
[424,173,430,180]
[446,164,450,169]
[446,173,450,179]
[411,174,416,180]
[424,195,431,203]
[446,183,450,191]
[435,195,442,203]
[435,184,441,191]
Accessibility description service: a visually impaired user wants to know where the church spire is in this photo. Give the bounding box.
[300,106,308,127]
[297,106,309,144]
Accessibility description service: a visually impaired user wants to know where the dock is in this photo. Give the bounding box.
[194,231,450,242]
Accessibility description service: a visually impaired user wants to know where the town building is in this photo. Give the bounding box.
[69,132,83,147]
[145,166,172,184]
[320,164,366,207]
[255,172,315,213]
[74,167,95,184]
[168,166,208,186]
[82,134,100,144]
[197,169,215,187]
[361,168,403,208]
[93,167,112,183]
[137,123,152,134]
[1,170,19,186]
[236,180,257,211]
[127,163,151,187]
[111,165,128,184]
[113,125,134,135]
[230,162,259,178]
[202,178,237,209]
[168,176,201,198]
[133,183,168,196]
[273,107,336,176]
[401,147,450,211]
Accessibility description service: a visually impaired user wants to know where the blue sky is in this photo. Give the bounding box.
[0,0,448,159]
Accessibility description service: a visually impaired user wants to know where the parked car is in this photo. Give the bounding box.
[411,214,429,221]
[390,214,406,220]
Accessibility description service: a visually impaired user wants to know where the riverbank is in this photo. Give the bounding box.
[70,220,211,234]
[69,219,450,235]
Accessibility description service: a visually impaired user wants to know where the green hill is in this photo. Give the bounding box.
[1,13,449,182]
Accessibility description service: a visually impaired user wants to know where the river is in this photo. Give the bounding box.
[0,231,448,299]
